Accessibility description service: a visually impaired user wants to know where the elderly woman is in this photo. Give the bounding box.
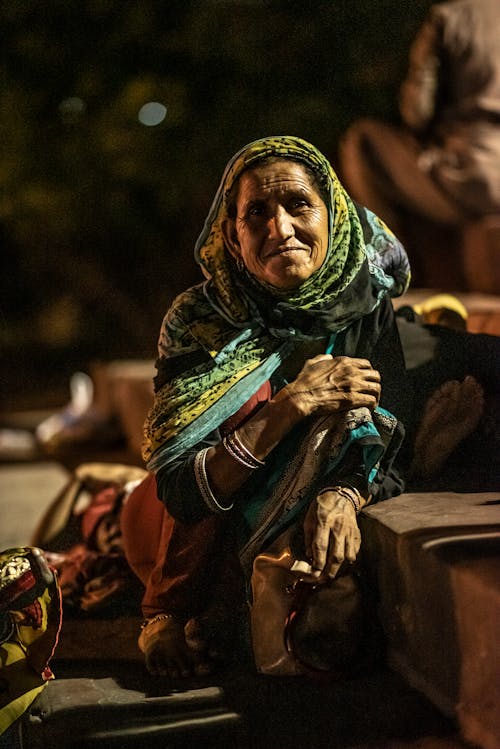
[122,136,411,678]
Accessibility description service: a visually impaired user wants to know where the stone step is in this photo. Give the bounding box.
[360,491,500,749]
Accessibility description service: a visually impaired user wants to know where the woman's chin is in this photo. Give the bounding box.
[261,260,315,291]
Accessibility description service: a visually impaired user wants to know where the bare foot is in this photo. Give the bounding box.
[138,615,214,678]
[412,376,484,478]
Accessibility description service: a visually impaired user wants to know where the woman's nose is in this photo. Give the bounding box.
[267,206,294,239]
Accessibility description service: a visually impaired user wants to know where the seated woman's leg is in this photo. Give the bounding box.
[122,381,275,676]
[121,474,225,676]
[121,473,164,586]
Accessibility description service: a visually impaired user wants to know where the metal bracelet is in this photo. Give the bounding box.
[194,447,234,512]
[222,434,258,469]
[230,430,266,467]
[317,485,363,514]
[336,486,363,513]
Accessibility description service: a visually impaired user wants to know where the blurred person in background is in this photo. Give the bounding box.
[339,0,500,289]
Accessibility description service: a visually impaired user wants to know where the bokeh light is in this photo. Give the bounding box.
[138,101,167,127]
[58,96,86,124]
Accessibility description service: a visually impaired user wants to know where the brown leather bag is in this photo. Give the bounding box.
[250,528,365,677]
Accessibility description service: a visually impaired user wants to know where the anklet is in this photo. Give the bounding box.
[140,613,176,630]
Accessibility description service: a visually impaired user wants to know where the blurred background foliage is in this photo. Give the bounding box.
[1,0,432,408]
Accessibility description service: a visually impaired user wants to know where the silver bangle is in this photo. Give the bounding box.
[231,430,265,466]
[338,488,362,514]
[317,485,363,514]
[194,447,234,513]
[222,431,265,469]
[222,435,257,469]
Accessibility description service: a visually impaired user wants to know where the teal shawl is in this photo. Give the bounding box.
[143,136,410,470]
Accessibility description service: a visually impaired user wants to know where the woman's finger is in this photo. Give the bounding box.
[327,559,343,579]
[327,529,346,569]
[311,523,330,572]
[345,527,361,562]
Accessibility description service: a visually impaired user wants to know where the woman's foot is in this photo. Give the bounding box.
[138,614,214,678]
[412,376,484,478]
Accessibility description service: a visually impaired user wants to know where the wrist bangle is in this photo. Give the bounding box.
[194,447,234,512]
[337,484,364,513]
[317,485,363,514]
[338,489,362,514]
[222,435,257,469]
[222,430,265,470]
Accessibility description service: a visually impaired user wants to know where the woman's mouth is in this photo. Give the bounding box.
[266,245,307,258]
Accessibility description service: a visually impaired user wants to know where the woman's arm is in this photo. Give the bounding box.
[301,300,410,577]
[155,354,381,522]
[204,354,381,500]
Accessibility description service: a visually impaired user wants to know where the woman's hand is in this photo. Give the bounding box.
[286,355,381,419]
[303,489,361,579]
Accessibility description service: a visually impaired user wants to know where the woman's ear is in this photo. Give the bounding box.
[221,218,241,261]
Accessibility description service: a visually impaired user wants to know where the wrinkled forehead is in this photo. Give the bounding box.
[224,153,330,219]
[224,137,330,193]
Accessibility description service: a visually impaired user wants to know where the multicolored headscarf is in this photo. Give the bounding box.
[143,136,410,469]
[0,547,62,735]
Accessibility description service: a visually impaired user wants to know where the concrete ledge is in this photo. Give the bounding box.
[360,492,500,749]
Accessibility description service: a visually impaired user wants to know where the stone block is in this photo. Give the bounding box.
[360,492,500,749]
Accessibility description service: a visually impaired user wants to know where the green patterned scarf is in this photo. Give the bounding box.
[143,136,410,469]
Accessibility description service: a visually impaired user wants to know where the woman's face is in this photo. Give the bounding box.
[223,160,329,290]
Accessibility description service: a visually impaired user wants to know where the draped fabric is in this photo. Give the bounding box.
[0,547,62,735]
[237,405,400,577]
[143,136,410,471]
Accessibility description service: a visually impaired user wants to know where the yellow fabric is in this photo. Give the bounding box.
[0,641,47,734]
[0,548,61,736]
[413,293,468,320]
[147,357,263,450]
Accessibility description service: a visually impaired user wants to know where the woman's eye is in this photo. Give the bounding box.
[289,199,308,210]
[248,205,265,217]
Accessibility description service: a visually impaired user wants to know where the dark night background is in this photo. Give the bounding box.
[1,0,434,411]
